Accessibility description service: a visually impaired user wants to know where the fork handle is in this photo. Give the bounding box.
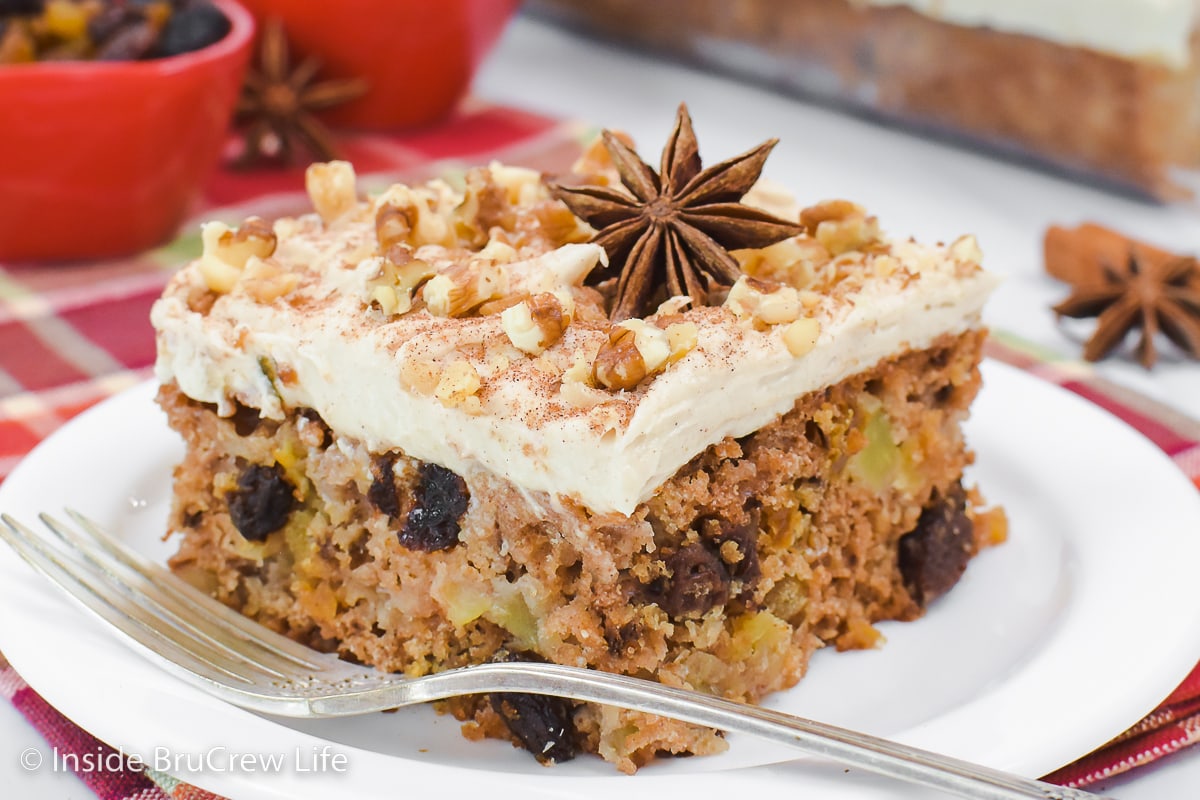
[326,662,1111,800]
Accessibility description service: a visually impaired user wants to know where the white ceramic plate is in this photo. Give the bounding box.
[2,360,1199,800]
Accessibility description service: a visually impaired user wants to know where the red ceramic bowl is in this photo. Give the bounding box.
[237,0,518,129]
[0,0,254,263]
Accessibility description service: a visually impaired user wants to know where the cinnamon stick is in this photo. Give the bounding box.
[1044,223,1198,289]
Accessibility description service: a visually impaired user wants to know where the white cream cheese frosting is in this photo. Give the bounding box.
[152,164,997,517]
[867,0,1199,68]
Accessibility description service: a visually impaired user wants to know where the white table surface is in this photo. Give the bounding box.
[3,12,1200,799]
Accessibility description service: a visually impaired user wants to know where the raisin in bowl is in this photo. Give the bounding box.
[0,0,254,262]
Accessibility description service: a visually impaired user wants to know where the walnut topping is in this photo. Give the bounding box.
[736,237,822,289]
[782,317,822,357]
[398,357,441,395]
[365,249,437,317]
[800,199,881,255]
[198,219,281,295]
[424,261,508,318]
[592,325,646,391]
[664,321,698,362]
[592,318,677,391]
[477,236,519,264]
[375,183,459,248]
[241,257,300,304]
[375,203,415,250]
[561,351,611,408]
[949,234,983,267]
[306,161,358,225]
[872,254,900,279]
[501,291,573,355]
[434,360,483,414]
[370,285,412,316]
[799,199,859,235]
[488,163,544,206]
[725,275,802,325]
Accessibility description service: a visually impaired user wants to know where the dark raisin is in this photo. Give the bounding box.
[398,463,468,552]
[227,463,296,542]
[154,3,229,57]
[367,454,401,519]
[898,483,974,607]
[488,651,577,764]
[656,544,730,618]
[95,20,157,61]
[491,693,577,764]
[714,511,762,586]
[229,401,265,437]
[86,7,136,44]
[604,621,642,657]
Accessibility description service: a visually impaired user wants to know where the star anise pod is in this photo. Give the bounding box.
[550,104,804,321]
[1053,251,1200,368]
[235,20,368,166]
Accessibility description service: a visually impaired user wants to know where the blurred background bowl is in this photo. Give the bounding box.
[237,0,519,129]
[0,0,254,263]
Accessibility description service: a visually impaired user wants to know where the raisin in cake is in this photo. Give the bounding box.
[151,109,1005,773]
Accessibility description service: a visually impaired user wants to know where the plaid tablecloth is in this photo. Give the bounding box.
[1,101,1198,798]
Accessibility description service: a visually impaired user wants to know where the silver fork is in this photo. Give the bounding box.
[0,510,1111,800]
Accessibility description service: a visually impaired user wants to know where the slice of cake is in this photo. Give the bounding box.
[151,105,1004,773]
[529,0,1200,198]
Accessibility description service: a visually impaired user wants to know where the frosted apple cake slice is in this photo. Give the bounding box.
[152,107,1004,772]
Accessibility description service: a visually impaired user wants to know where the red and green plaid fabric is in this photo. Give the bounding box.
[0,100,586,484]
[1,103,1198,798]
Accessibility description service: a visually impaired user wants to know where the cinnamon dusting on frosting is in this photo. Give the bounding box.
[153,144,996,515]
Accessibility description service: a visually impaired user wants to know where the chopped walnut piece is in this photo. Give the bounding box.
[370,285,412,316]
[736,237,820,289]
[664,321,698,363]
[365,249,437,317]
[488,163,544,206]
[800,199,860,235]
[592,319,674,391]
[948,235,983,267]
[592,326,646,391]
[375,203,415,250]
[501,291,573,355]
[199,220,279,295]
[221,217,277,265]
[374,184,454,248]
[801,199,881,255]
[241,257,300,304]
[306,161,358,224]
[872,255,900,278]
[424,261,508,318]
[390,254,438,293]
[783,317,822,357]
[561,362,610,409]
[478,237,519,264]
[725,276,802,325]
[434,361,483,414]
[399,358,441,395]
